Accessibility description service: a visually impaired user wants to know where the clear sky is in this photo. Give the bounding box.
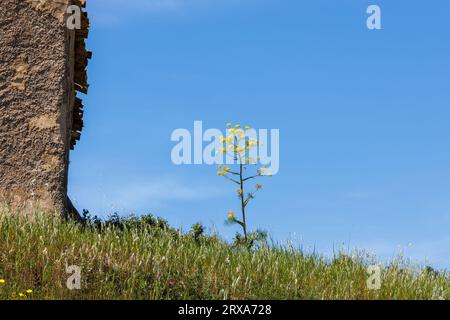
[69,0,450,269]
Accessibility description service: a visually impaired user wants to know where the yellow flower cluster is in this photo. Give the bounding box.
[219,123,260,160]
[227,210,236,220]
[18,289,33,297]
[217,165,231,176]
[0,278,33,298]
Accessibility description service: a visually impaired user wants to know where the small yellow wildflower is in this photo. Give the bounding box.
[26,289,33,294]
[245,126,251,130]
[18,293,25,297]
[0,279,5,284]
[227,211,236,220]
[226,122,232,127]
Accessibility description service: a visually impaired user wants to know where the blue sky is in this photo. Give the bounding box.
[69,0,450,269]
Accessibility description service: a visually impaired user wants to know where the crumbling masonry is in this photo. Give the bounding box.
[0,0,90,215]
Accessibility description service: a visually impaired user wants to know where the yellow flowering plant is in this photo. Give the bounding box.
[217,123,271,244]
[0,277,33,299]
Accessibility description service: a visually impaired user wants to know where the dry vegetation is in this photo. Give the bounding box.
[0,208,448,300]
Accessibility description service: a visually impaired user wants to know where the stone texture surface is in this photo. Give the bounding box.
[25,0,72,22]
[0,0,89,216]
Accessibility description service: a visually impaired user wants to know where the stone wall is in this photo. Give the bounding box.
[0,0,90,215]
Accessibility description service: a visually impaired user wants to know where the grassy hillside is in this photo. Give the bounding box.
[0,210,448,300]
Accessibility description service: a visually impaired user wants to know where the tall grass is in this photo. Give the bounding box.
[0,209,448,300]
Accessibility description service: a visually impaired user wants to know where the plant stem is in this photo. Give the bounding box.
[239,162,248,241]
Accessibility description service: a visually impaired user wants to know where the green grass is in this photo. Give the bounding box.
[0,209,448,300]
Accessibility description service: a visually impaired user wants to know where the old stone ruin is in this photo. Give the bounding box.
[0,0,91,216]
